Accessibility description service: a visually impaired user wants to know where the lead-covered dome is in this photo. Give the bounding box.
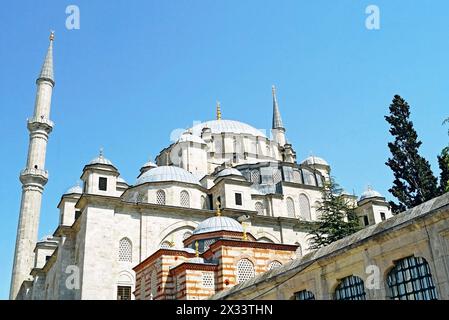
[89,151,113,166]
[359,187,383,201]
[187,120,266,138]
[301,156,329,166]
[136,166,201,186]
[65,185,82,195]
[193,216,243,235]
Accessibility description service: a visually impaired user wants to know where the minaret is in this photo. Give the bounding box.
[271,85,286,146]
[10,32,55,299]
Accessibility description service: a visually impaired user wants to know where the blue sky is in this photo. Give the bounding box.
[0,1,448,299]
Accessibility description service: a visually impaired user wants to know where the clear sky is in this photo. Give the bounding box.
[0,0,448,299]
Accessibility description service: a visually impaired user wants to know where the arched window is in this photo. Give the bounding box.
[294,290,315,300]
[236,258,255,284]
[201,195,208,209]
[302,169,316,186]
[387,256,438,300]
[156,190,166,205]
[160,241,172,249]
[118,237,132,262]
[258,237,274,243]
[250,170,260,184]
[268,260,282,270]
[150,269,157,299]
[286,197,295,217]
[182,231,192,240]
[255,202,264,215]
[298,194,311,220]
[295,243,303,259]
[293,170,302,184]
[273,169,282,184]
[180,190,190,208]
[334,275,366,300]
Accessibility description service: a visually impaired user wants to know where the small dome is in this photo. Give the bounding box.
[193,216,243,235]
[65,185,82,194]
[136,166,201,186]
[216,168,243,178]
[178,133,206,144]
[89,150,113,166]
[360,186,383,201]
[141,160,157,169]
[301,156,329,166]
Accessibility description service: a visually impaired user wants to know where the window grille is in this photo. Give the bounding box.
[180,190,190,208]
[294,290,315,300]
[156,190,166,205]
[334,275,366,300]
[293,170,302,184]
[235,193,242,206]
[268,261,282,270]
[273,169,282,184]
[387,256,438,300]
[99,177,107,191]
[298,194,311,220]
[151,270,157,298]
[117,286,131,300]
[204,239,216,251]
[237,259,255,284]
[202,272,215,289]
[118,238,132,262]
[302,169,316,186]
[250,170,260,184]
[255,202,264,215]
[286,197,295,217]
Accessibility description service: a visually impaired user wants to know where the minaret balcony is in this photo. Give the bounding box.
[20,168,49,185]
[27,117,54,133]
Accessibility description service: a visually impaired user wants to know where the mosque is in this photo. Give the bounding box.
[10,33,393,300]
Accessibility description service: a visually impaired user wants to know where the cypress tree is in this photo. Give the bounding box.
[309,177,361,250]
[438,147,449,194]
[385,95,439,210]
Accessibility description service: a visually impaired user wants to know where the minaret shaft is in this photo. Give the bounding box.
[10,33,55,300]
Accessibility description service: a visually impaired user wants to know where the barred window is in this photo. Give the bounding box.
[117,286,131,300]
[156,190,166,205]
[204,239,216,251]
[273,169,282,184]
[334,275,366,300]
[250,170,260,184]
[255,202,264,215]
[286,197,295,217]
[215,139,222,153]
[237,258,255,284]
[298,194,311,220]
[118,237,132,262]
[268,260,282,270]
[294,290,315,300]
[387,256,438,300]
[180,190,190,208]
[202,272,215,289]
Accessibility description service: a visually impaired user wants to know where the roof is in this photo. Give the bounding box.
[216,168,243,178]
[178,133,206,144]
[135,166,201,186]
[359,186,383,201]
[187,119,267,138]
[301,156,329,166]
[38,35,54,84]
[65,185,82,195]
[89,154,113,166]
[193,216,243,235]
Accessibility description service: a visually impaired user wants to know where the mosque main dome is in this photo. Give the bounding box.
[186,119,267,138]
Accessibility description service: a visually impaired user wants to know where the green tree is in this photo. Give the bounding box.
[385,95,439,211]
[438,147,449,193]
[308,177,361,250]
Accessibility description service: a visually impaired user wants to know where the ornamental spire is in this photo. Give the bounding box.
[272,85,284,129]
[216,101,222,120]
[37,31,55,85]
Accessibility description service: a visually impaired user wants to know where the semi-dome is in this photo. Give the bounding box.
[301,156,329,166]
[216,168,243,178]
[65,185,82,194]
[193,216,243,235]
[178,133,206,144]
[359,187,383,201]
[187,119,267,138]
[136,166,201,186]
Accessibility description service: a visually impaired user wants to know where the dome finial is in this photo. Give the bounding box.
[215,200,221,216]
[49,30,55,41]
[242,223,248,241]
[195,241,199,257]
[216,101,222,120]
[99,147,104,158]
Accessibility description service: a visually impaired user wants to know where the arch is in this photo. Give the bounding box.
[294,290,315,300]
[158,221,198,243]
[334,275,366,300]
[160,241,173,249]
[156,189,166,205]
[182,231,192,240]
[294,242,303,259]
[201,195,208,210]
[255,231,280,243]
[118,237,132,262]
[286,197,295,218]
[255,201,264,215]
[257,237,275,243]
[236,258,255,284]
[180,190,190,208]
[268,260,282,270]
[298,194,311,220]
[386,256,438,300]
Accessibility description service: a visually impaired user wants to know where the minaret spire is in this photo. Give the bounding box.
[272,85,284,129]
[271,85,286,146]
[10,32,56,299]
